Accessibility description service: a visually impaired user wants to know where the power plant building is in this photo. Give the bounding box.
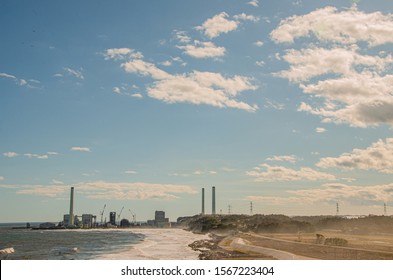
[109,212,116,226]
[82,214,94,228]
[147,211,170,227]
[69,187,75,226]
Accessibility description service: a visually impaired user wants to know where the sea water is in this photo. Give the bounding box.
[0,223,207,260]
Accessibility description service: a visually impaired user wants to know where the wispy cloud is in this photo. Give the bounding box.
[247,183,393,206]
[3,152,18,158]
[24,153,49,159]
[0,72,39,88]
[247,163,336,182]
[266,155,299,163]
[63,67,84,80]
[315,127,326,133]
[4,181,196,201]
[247,0,259,7]
[254,40,264,47]
[70,147,91,152]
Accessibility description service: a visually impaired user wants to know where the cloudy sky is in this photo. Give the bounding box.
[1,0,393,222]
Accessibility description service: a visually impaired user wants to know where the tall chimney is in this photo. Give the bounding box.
[212,186,216,215]
[202,188,205,215]
[69,187,74,226]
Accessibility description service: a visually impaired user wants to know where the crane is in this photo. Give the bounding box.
[117,206,124,223]
[129,209,136,224]
[100,204,106,225]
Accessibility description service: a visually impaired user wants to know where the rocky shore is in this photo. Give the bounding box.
[188,233,272,260]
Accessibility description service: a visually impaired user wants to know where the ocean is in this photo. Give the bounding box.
[0,223,207,260]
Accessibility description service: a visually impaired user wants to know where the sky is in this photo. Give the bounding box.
[1,0,393,223]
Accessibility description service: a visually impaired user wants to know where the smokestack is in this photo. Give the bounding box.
[202,188,205,215]
[212,186,216,215]
[69,187,74,226]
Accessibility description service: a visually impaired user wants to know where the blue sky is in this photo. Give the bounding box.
[1,0,393,222]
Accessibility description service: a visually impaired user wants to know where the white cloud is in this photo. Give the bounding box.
[52,179,64,185]
[113,87,122,94]
[246,163,336,182]
[0,72,38,88]
[292,0,302,6]
[247,183,393,206]
[125,170,137,174]
[118,58,258,112]
[272,6,393,128]
[317,138,393,173]
[0,176,4,181]
[81,181,196,200]
[70,147,91,152]
[3,152,18,158]
[298,95,393,127]
[277,47,393,83]
[15,185,66,198]
[315,127,326,133]
[266,155,299,163]
[131,93,143,98]
[174,30,192,44]
[254,41,264,47]
[0,72,17,79]
[24,153,49,159]
[121,59,172,80]
[5,181,196,201]
[255,60,265,67]
[233,13,260,22]
[271,6,393,46]
[300,73,393,104]
[104,48,143,60]
[248,0,259,7]
[264,99,285,110]
[289,183,393,204]
[178,41,226,58]
[160,60,172,66]
[196,12,238,38]
[63,67,84,80]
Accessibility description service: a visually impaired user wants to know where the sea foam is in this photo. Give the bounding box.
[96,228,209,260]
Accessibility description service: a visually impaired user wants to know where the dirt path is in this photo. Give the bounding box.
[229,237,316,260]
[240,233,393,260]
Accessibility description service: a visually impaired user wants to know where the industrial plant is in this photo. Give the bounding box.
[29,185,220,230]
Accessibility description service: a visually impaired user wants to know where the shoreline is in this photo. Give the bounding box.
[187,232,274,260]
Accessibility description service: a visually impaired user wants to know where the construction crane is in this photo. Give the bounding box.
[100,204,106,224]
[117,206,124,222]
[129,209,136,224]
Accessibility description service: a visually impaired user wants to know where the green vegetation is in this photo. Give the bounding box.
[178,214,393,235]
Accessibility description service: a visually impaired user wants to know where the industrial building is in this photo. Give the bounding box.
[146,211,170,227]
[109,212,116,226]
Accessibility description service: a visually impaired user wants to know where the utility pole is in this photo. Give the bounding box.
[384,203,387,216]
[336,203,339,216]
[228,204,231,215]
[250,201,253,215]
